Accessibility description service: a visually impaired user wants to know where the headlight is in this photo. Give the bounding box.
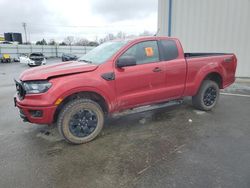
[23,81,52,94]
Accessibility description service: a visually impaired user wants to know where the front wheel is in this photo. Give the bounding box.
[57,99,104,144]
[192,80,220,111]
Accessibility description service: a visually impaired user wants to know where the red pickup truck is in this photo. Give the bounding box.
[14,36,237,144]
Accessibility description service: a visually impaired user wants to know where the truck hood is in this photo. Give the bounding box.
[20,61,98,81]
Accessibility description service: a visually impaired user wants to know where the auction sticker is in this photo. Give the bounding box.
[145,47,154,57]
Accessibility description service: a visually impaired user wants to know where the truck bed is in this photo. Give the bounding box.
[184,53,237,96]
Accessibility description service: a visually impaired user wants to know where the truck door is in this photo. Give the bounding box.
[158,39,186,98]
[114,40,166,110]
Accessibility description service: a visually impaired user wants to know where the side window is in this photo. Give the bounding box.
[121,41,159,65]
[159,40,179,61]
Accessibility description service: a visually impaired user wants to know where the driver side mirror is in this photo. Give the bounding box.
[116,56,136,68]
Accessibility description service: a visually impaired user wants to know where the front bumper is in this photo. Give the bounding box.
[28,60,46,66]
[14,96,57,124]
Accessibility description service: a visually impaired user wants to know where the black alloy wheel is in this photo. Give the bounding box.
[69,109,98,137]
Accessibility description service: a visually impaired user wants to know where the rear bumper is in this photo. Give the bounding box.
[14,97,57,124]
[222,77,236,89]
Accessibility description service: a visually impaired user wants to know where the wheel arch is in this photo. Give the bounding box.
[53,90,110,123]
[196,71,223,94]
[203,72,223,89]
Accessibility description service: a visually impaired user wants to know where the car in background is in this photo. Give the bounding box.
[20,53,46,67]
[0,41,14,44]
[0,54,11,63]
[13,57,20,62]
[62,53,78,62]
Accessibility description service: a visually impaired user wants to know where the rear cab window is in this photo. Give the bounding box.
[120,41,160,65]
[158,40,179,61]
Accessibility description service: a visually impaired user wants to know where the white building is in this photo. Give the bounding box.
[158,0,250,78]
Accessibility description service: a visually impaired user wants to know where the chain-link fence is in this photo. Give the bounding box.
[0,44,94,58]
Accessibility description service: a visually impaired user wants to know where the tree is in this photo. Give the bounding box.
[36,41,42,45]
[116,31,126,39]
[59,42,67,46]
[88,41,99,46]
[64,36,74,46]
[99,38,106,44]
[139,30,153,36]
[126,34,137,38]
[48,39,56,45]
[36,39,47,45]
[99,33,116,44]
[24,42,31,45]
[74,38,89,46]
[107,33,115,40]
[41,39,47,45]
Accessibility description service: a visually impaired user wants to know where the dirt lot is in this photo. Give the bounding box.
[0,60,250,188]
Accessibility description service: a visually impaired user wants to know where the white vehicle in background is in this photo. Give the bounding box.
[20,53,46,67]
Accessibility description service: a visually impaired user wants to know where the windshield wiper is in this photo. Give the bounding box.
[78,59,93,64]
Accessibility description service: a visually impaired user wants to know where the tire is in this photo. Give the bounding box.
[192,80,219,111]
[57,99,104,144]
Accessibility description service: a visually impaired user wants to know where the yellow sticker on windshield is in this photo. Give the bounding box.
[145,47,154,57]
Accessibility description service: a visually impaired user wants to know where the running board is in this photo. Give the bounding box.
[112,99,183,118]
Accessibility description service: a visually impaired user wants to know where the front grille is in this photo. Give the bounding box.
[15,79,26,100]
[34,61,42,65]
[30,57,44,61]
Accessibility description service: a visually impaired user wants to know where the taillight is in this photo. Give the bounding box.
[224,57,233,63]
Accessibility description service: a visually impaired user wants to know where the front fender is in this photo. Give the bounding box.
[50,74,117,112]
[58,86,112,111]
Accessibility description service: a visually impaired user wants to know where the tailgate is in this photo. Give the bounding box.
[220,54,237,87]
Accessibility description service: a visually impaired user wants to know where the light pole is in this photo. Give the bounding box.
[22,22,28,44]
[157,0,173,36]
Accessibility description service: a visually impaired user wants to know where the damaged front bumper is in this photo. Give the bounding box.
[14,96,56,124]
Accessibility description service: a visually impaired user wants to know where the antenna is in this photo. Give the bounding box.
[154,28,160,36]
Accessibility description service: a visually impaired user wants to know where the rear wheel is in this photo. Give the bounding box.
[192,80,219,111]
[57,99,104,144]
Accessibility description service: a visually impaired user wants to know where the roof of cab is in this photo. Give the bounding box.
[112,36,177,43]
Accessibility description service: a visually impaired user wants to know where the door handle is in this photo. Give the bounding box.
[153,67,162,72]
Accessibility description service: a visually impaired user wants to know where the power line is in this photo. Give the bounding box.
[25,23,138,28]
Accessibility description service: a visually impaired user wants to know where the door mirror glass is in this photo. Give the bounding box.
[117,56,136,68]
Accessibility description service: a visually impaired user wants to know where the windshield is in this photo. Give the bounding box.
[78,41,128,64]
